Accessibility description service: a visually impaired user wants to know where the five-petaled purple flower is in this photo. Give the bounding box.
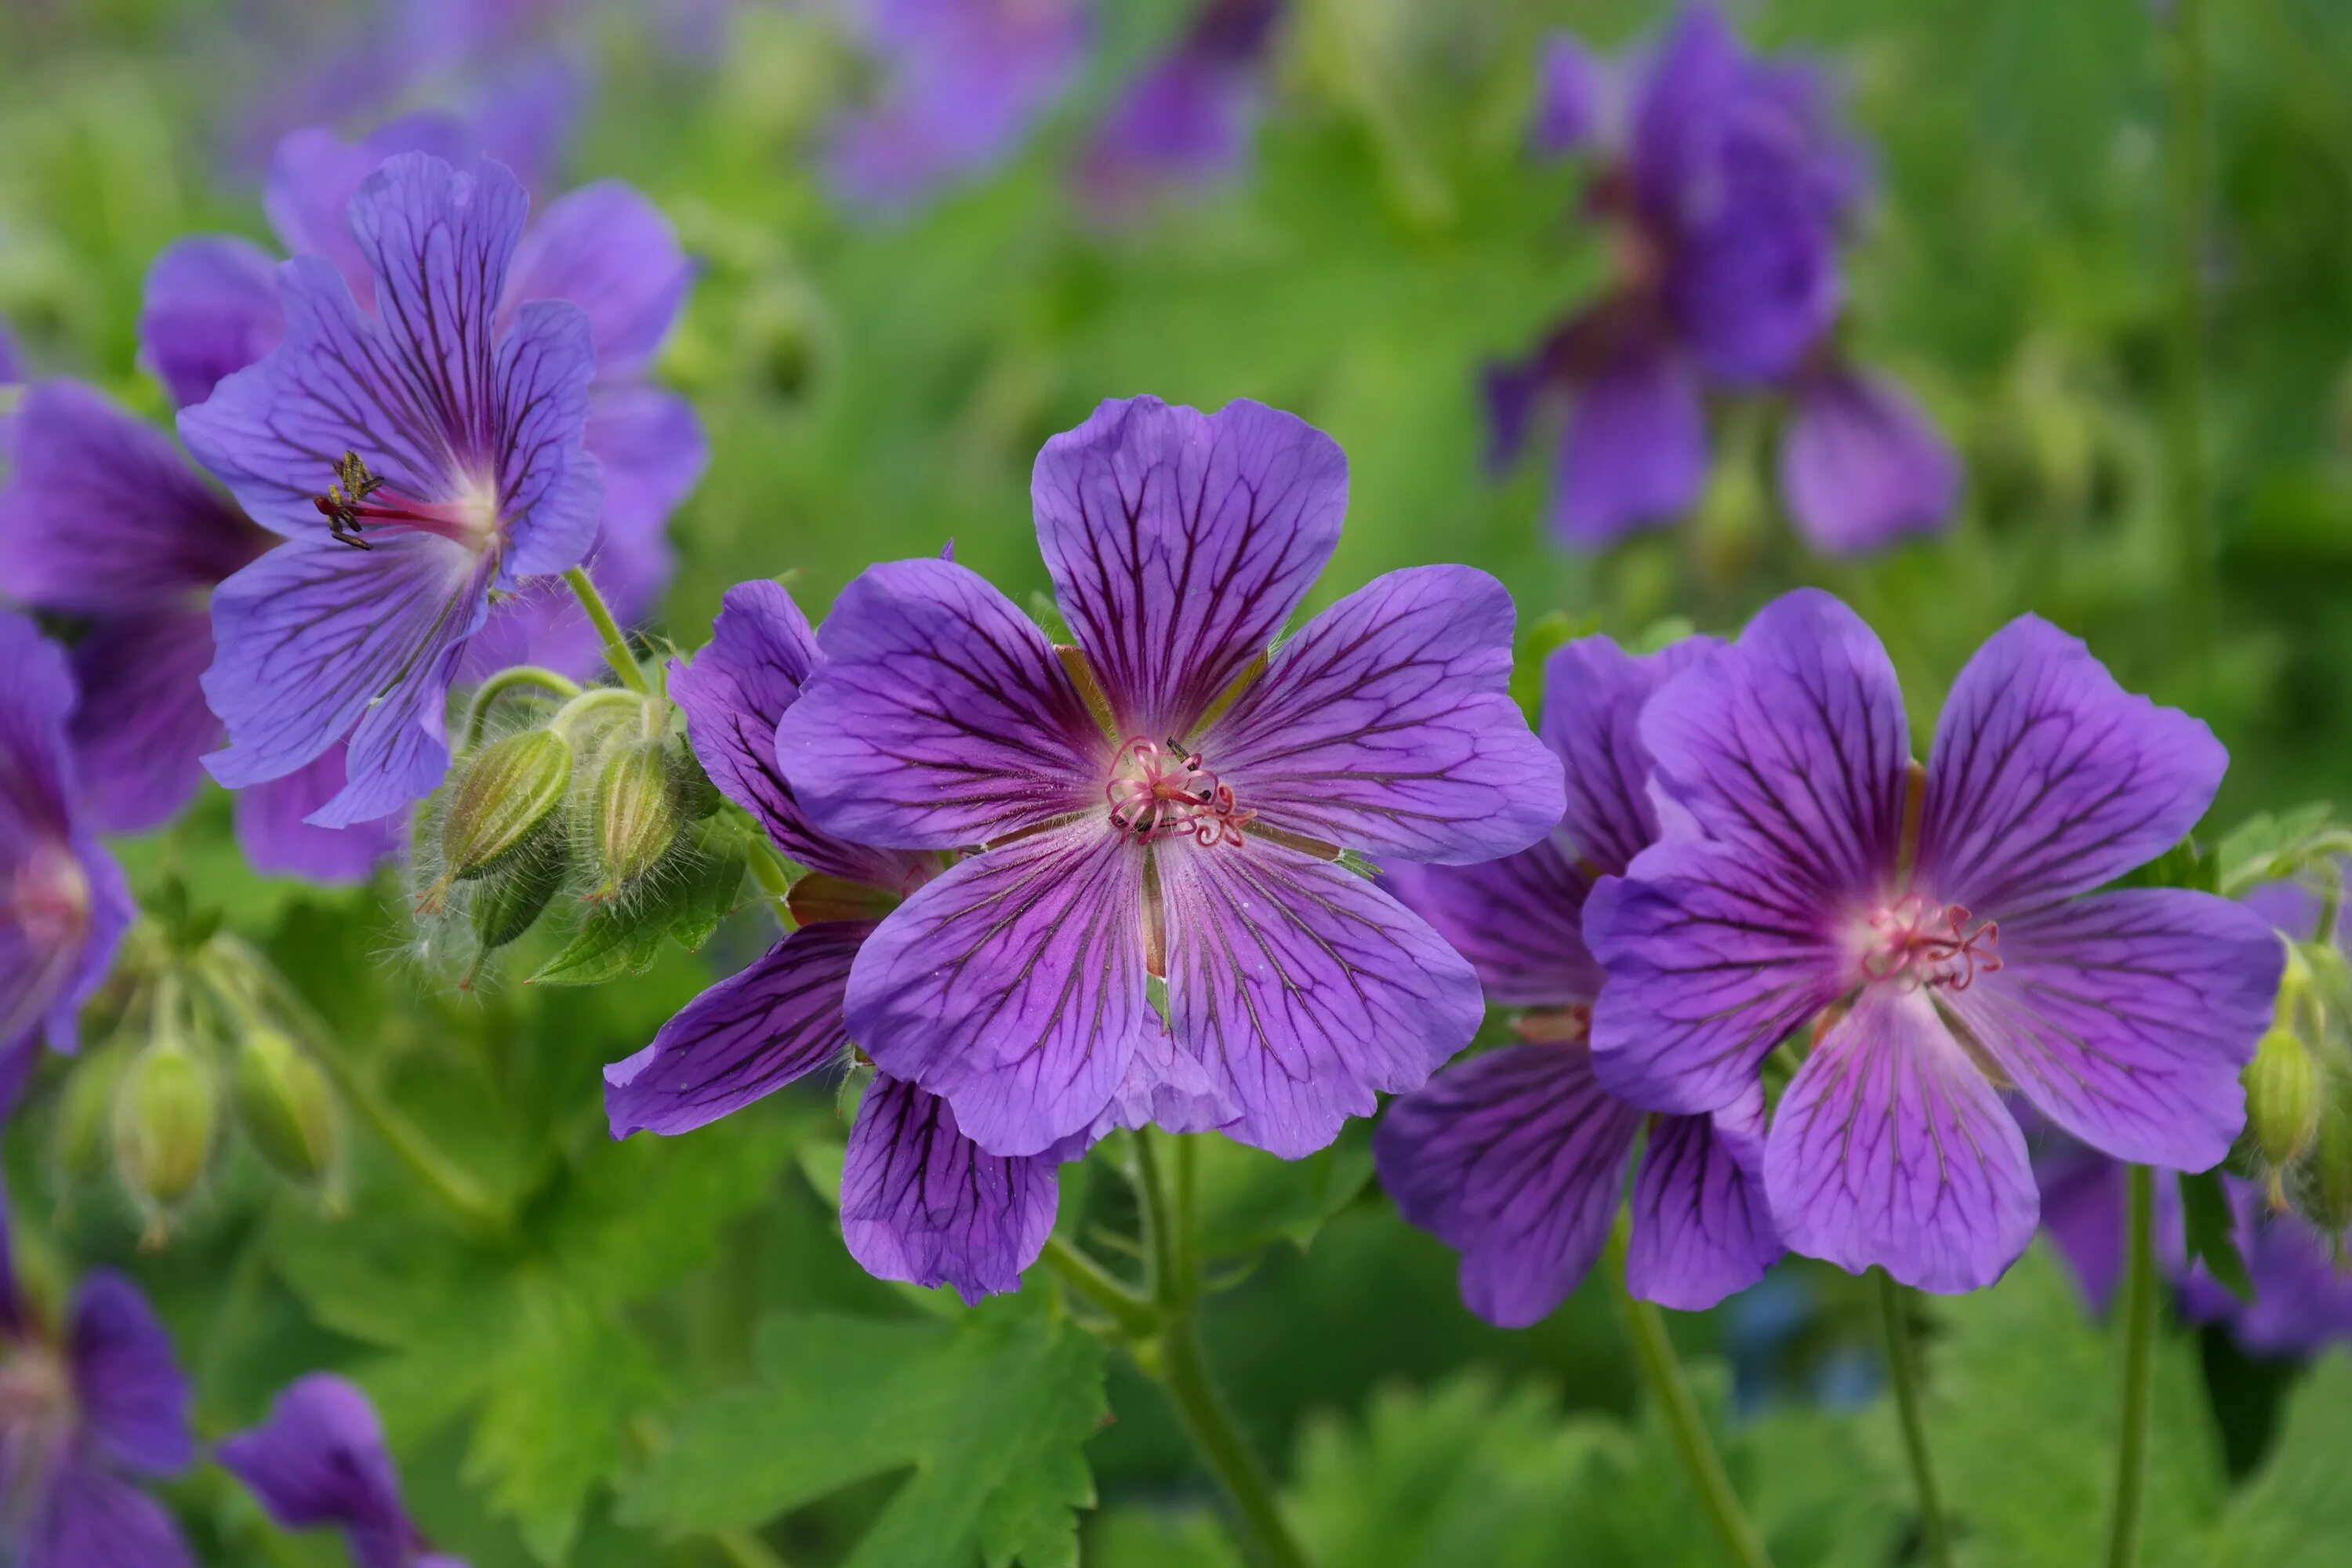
[1585,588,2283,1293]
[180,151,603,829]
[0,1181,197,1566]
[775,395,1566,1160]
[219,1373,465,1568]
[0,613,135,1106]
[1375,634,1780,1327]
[604,579,1086,1301]
[1078,0,1283,213]
[1490,7,1958,554]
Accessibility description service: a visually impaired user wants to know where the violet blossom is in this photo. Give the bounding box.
[774,395,1566,1161]
[604,579,1083,1301]
[1078,0,1283,213]
[1585,588,2282,1293]
[1374,634,1780,1327]
[219,1373,465,1568]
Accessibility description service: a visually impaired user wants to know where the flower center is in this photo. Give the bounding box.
[1859,893,2002,993]
[9,841,89,951]
[0,1341,78,1512]
[313,451,500,553]
[1105,736,1255,848]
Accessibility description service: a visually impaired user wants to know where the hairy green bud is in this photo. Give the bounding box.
[2243,1024,2321,1174]
[113,1040,217,1214]
[590,739,684,895]
[2288,1065,2352,1236]
[232,1027,339,1185]
[472,847,570,953]
[440,729,573,884]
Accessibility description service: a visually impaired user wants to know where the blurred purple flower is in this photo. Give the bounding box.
[1779,365,1960,554]
[1078,0,1282,213]
[775,395,1564,1160]
[1374,635,1780,1327]
[0,1181,195,1565]
[1586,590,2281,1293]
[825,0,1089,213]
[180,152,602,828]
[219,1373,464,1568]
[603,579,1081,1303]
[0,614,136,1105]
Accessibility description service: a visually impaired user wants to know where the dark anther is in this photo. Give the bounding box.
[313,450,386,550]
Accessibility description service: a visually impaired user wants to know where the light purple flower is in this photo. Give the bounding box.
[0,613,136,1104]
[0,1182,196,1566]
[1779,367,1961,556]
[1376,636,1778,1326]
[1586,589,2283,1293]
[776,396,1566,1160]
[604,580,1079,1302]
[218,1373,463,1568]
[180,151,603,828]
[825,0,1089,212]
[1078,0,1282,212]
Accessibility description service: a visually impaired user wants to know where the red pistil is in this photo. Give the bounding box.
[1862,894,2002,993]
[313,451,492,550]
[1105,737,1256,849]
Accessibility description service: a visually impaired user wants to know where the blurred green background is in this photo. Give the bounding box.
[5,0,2352,1564]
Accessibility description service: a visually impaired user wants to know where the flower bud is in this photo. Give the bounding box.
[2288,1064,2352,1236]
[113,1040,217,1214]
[231,1028,340,1185]
[55,1044,129,1182]
[471,847,569,954]
[440,729,573,884]
[2242,1024,2321,1174]
[590,739,684,896]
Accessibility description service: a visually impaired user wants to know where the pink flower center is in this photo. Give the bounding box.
[1105,737,1255,849]
[0,1341,77,1503]
[1860,893,2002,993]
[9,841,89,950]
[313,451,499,553]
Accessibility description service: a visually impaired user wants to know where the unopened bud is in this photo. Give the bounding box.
[471,848,569,954]
[590,739,684,895]
[232,1028,339,1185]
[113,1041,217,1214]
[2243,1025,2321,1174]
[440,729,573,884]
[55,1044,129,1182]
[2288,1065,2352,1236]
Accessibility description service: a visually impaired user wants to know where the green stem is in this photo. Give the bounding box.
[1039,1235,1158,1338]
[1610,1229,1773,1568]
[1875,1270,1954,1568]
[713,1530,790,1568]
[564,566,649,693]
[746,837,799,924]
[2104,1166,2159,1568]
[2165,0,2212,651]
[461,665,582,750]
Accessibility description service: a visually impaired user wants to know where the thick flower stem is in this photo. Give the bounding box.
[2165,0,2212,648]
[1875,1270,1954,1568]
[563,566,651,694]
[1610,1229,1773,1568]
[1157,1319,1310,1568]
[2104,1165,2160,1568]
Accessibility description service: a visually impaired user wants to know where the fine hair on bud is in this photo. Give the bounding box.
[420,728,575,913]
[586,735,690,902]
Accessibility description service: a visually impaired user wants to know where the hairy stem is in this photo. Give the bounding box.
[2104,1165,2160,1568]
[1611,1228,1773,1568]
[1875,1270,1953,1568]
[564,566,650,693]
[460,665,583,750]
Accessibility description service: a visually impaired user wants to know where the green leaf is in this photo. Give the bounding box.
[622,1302,1106,1568]
[1188,1123,1374,1260]
[2216,804,2339,897]
[666,839,748,953]
[530,906,666,987]
[2161,1356,2352,1568]
[2179,1168,2256,1301]
[1087,1508,1244,1568]
[2120,835,2219,895]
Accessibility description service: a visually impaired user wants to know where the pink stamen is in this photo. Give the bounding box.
[1105,737,1256,848]
[1861,893,2002,993]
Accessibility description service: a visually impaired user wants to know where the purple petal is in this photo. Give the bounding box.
[138,236,286,408]
[232,746,404,885]
[265,115,481,307]
[2034,1137,2128,1312]
[1627,1084,1780,1310]
[1942,890,2281,1171]
[466,49,586,200]
[1033,396,1345,741]
[18,1459,194,1568]
[0,381,263,614]
[841,1073,1065,1304]
[216,1374,417,1568]
[1080,43,1261,207]
[68,612,220,835]
[201,535,491,823]
[1554,347,1708,547]
[1204,565,1566,864]
[1780,369,1958,554]
[1764,984,2037,1294]
[580,384,702,608]
[1629,6,1749,204]
[1664,174,1842,385]
[68,1270,194,1477]
[1534,34,1606,155]
[606,921,869,1138]
[1382,841,1599,1008]
[489,299,604,579]
[777,557,1102,850]
[1375,1043,1639,1327]
[1639,587,1909,898]
[1542,633,1719,873]
[1481,350,1553,474]
[2225,1203,2352,1354]
[845,825,1149,1157]
[506,181,691,379]
[1160,843,1483,1158]
[1918,615,2229,913]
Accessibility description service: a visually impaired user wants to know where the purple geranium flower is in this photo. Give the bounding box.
[219,1373,464,1568]
[1375,635,1780,1327]
[776,395,1566,1160]
[180,151,603,828]
[1586,589,2283,1293]
[604,580,1083,1301]
[0,1181,196,1566]
[1078,0,1283,213]
[824,0,1089,213]
[0,613,135,1105]
[1492,9,1957,555]
[150,113,702,684]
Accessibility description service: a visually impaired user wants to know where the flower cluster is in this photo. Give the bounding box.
[1489,7,1959,554]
